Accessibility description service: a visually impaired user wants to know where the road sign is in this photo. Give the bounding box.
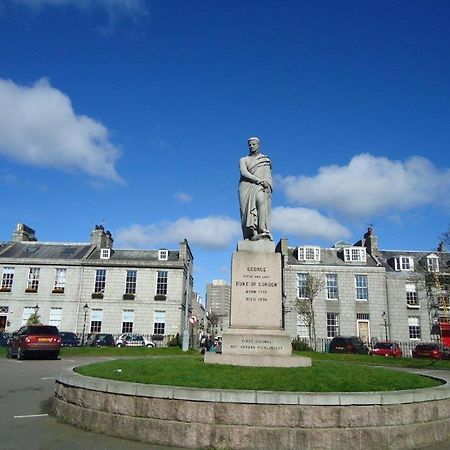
[189,315,197,324]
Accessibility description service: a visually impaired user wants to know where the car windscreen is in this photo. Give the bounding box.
[26,326,59,335]
[375,343,393,349]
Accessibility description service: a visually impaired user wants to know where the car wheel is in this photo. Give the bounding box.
[52,351,59,360]
[116,343,122,347]
[17,347,24,360]
[146,344,154,348]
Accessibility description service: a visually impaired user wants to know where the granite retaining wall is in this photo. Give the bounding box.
[54,369,450,449]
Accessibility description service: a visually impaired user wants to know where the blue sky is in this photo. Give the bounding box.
[1,0,449,301]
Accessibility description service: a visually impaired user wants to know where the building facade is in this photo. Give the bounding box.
[0,224,194,343]
[206,279,231,336]
[281,228,450,346]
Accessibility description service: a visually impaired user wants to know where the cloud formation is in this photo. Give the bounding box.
[174,192,192,203]
[279,153,450,219]
[116,216,241,250]
[0,78,123,182]
[272,206,350,242]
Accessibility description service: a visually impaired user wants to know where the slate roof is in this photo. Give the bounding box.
[87,249,180,262]
[378,250,450,273]
[287,247,379,267]
[0,242,92,260]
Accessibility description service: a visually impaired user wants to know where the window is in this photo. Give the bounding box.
[427,255,439,272]
[297,273,308,298]
[53,268,66,293]
[100,248,110,259]
[94,269,106,293]
[408,316,421,340]
[327,313,339,338]
[21,307,36,326]
[122,310,134,333]
[344,247,366,263]
[297,314,309,338]
[406,283,419,308]
[1,267,14,291]
[156,271,168,295]
[49,307,62,327]
[355,275,368,300]
[357,313,370,320]
[27,268,40,291]
[153,311,166,335]
[297,246,320,261]
[158,249,168,260]
[394,256,414,271]
[125,270,137,294]
[90,309,103,333]
[326,274,338,300]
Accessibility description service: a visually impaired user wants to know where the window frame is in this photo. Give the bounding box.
[26,267,40,292]
[326,274,339,300]
[355,274,368,301]
[297,246,321,262]
[153,310,166,335]
[1,267,14,291]
[125,270,137,294]
[297,273,308,299]
[408,316,421,340]
[90,309,103,333]
[406,283,419,308]
[326,313,339,338]
[343,247,367,263]
[94,269,106,293]
[53,268,67,293]
[156,271,168,295]
[394,256,414,272]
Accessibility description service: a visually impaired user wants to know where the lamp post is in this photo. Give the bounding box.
[381,311,389,341]
[81,303,89,346]
[34,303,39,315]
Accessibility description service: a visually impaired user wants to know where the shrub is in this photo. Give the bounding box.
[292,338,313,352]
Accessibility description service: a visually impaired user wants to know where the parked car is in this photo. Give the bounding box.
[115,334,155,347]
[369,341,402,357]
[329,336,369,354]
[59,331,81,347]
[6,325,61,360]
[86,333,116,347]
[412,343,450,360]
[0,332,8,347]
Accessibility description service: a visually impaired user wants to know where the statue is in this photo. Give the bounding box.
[238,137,273,241]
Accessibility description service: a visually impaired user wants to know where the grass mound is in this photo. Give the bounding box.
[75,355,442,392]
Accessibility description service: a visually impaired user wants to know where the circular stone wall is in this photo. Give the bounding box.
[54,368,450,450]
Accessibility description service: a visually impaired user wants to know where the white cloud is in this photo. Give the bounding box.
[10,0,148,20]
[272,206,350,241]
[174,192,192,203]
[0,78,123,183]
[279,153,450,219]
[116,216,241,250]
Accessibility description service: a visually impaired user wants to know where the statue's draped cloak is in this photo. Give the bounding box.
[238,153,272,238]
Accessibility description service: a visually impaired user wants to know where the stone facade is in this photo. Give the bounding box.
[281,228,450,346]
[0,224,194,339]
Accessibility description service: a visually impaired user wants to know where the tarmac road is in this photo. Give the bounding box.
[0,354,179,450]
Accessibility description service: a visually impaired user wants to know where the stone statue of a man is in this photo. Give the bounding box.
[238,137,273,241]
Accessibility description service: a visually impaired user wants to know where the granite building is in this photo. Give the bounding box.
[0,223,194,342]
[206,279,231,336]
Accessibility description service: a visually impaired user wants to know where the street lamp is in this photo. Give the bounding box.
[381,311,389,341]
[81,303,89,346]
[34,303,39,314]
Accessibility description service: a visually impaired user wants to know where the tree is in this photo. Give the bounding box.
[27,311,41,325]
[295,273,325,348]
[440,226,450,248]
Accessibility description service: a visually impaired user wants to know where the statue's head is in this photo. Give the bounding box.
[248,137,260,154]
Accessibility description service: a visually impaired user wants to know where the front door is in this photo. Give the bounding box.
[0,315,6,332]
[357,321,370,343]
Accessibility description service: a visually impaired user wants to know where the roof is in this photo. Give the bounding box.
[0,242,92,260]
[377,250,450,273]
[87,249,180,262]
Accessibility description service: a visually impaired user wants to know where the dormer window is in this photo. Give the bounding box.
[297,246,320,262]
[100,248,111,260]
[343,247,366,263]
[394,256,414,271]
[158,249,168,261]
[427,254,439,272]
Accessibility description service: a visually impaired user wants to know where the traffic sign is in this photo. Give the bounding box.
[189,315,197,324]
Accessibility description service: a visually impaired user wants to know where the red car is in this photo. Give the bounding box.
[6,325,61,360]
[369,341,402,357]
[412,343,450,360]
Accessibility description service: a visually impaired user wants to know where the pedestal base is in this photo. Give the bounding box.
[204,352,311,367]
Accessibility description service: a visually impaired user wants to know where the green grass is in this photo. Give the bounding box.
[60,346,193,358]
[75,354,442,392]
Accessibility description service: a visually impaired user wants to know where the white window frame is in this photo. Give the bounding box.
[122,310,134,334]
[1,267,14,290]
[53,268,67,292]
[100,248,111,259]
[427,255,439,272]
[94,269,106,293]
[344,247,367,263]
[90,309,103,333]
[21,307,36,326]
[355,274,368,301]
[27,267,40,291]
[326,313,339,338]
[153,310,166,335]
[394,256,414,271]
[297,273,308,299]
[49,307,62,328]
[156,271,168,295]
[406,283,419,308]
[296,313,309,338]
[125,270,137,294]
[158,249,168,261]
[326,274,339,300]
[297,246,320,262]
[408,316,421,340]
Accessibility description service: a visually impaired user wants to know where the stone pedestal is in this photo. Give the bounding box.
[204,240,311,368]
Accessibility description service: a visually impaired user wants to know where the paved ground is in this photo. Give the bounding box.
[1,353,450,450]
[0,354,179,450]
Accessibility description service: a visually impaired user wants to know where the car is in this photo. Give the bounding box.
[328,336,369,354]
[115,334,155,347]
[369,341,402,357]
[6,325,61,360]
[0,332,8,347]
[412,343,450,360]
[59,331,81,347]
[86,333,116,347]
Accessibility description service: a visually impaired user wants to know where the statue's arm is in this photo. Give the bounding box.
[239,158,260,184]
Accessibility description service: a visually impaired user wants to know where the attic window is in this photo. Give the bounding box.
[158,249,168,261]
[394,256,414,271]
[297,246,320,262]
[427,255,439,272]
[100,248,111,260]
[343,247,366,263]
